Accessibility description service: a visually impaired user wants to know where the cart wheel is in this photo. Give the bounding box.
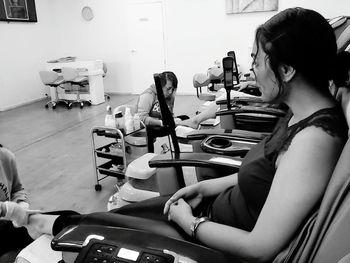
[45,104,49,109]
[95,184,102,191]
[52,105,56,109]
[80,103,84,109]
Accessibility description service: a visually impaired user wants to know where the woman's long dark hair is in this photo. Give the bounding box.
[333,51,350,88]
[254,7,337,98]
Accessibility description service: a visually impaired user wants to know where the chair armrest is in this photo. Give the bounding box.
[186,128,268,142]
[52,225,229,263]
[216,96,264,105]
[149,152,241,172]
[216,106,287,117]
[200,135,256,157]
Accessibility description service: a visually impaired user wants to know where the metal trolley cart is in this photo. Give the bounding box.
[91,124,147,191]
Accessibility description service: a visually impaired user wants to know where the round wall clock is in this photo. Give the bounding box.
[82,6,94,21]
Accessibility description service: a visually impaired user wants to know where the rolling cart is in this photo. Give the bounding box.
[91,124,147,191]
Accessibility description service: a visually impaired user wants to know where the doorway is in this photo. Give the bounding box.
[127,1,166,94]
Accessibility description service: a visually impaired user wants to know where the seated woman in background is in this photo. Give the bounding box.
[18,7,350,262]
[0,144,34,262]
[136,71,187,152]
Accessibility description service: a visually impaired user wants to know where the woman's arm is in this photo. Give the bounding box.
[169,127,344,262]
[1,147,29,206]
[198,173,238,196]
[9,152,29,206]
[0,201,30,227]
[137,93,162,126]
[164,174,237,214]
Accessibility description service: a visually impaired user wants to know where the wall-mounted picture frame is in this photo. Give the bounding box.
[0,0,37,22]
[226,0,278,14]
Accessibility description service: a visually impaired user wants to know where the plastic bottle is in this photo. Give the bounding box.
[124,107,134,134]
[104,105,116,128]
[115,111,125,131]
[133,113,141,130]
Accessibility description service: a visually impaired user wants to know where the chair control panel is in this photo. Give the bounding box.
[74,239,176,263]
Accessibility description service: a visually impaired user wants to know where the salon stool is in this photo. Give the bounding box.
[208,66,224,91]
[193,73,215,101]
[61,67,92,109]
[39,71,70,109]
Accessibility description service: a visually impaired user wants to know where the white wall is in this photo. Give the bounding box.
[48,0,131,95]
[165,0,350,94]
[165,0,270,93]
[0,0,349,110]
[0,0,55,111]
[0,0,131,111]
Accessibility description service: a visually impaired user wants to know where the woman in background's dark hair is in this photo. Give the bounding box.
[160,71,178,92]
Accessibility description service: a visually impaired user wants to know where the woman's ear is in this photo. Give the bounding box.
[279,64,296,83]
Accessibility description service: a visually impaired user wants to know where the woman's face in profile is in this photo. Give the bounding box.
[251,42,279,102]
[162,79,175,100]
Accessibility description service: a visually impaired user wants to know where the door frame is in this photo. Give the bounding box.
[128,0,168,71]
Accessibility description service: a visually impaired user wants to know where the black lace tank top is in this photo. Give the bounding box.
[210,107,348,231]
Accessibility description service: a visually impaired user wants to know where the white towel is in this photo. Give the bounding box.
[175,126,196,138]
[15,234,62,263]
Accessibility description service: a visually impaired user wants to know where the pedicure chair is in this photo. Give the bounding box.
[112,56,291,208]
[51,17,350,263]
[51,130,350,263]
[53,65,350,263]
[52,71,350,262]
